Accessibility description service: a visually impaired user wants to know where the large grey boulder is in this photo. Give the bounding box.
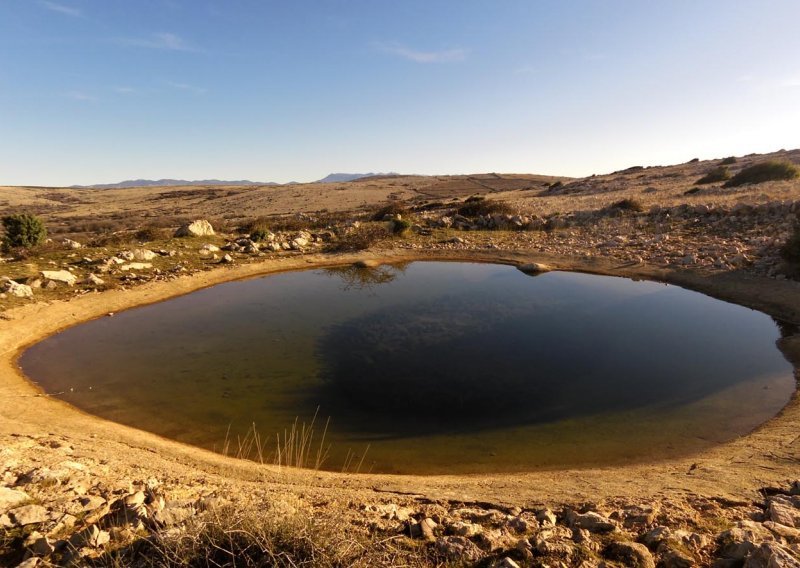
[175,220,215,237]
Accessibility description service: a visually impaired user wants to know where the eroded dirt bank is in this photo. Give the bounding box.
[2,250,800,567]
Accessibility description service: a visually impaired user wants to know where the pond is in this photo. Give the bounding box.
[19,261,795,474]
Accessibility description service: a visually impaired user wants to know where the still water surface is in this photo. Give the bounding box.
[20,262,795,473]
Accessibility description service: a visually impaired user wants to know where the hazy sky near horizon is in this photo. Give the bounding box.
[1,1,799,186]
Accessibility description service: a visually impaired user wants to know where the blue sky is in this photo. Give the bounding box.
[1,1,799,185]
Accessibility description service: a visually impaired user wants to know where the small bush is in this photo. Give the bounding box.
[134,225,170,242]
[720,156,737,165]
[391,218,412,235]
[328,224,389,252]
[370,202,408,221]
[2,213,47,250]
[696,166,731,185]
[610,198,644,212]
[457,199,515,218]
[724,160,800,188]
[548,181,563,190]
[684,187,702,195]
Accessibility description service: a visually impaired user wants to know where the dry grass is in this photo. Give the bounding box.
[88,504,447,568]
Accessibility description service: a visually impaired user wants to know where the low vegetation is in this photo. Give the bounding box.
[456,197,515,217]
[83,505,441,568]
[723,160,800,187]
[781,217,800,270]
[695,166,731,185]
[328,223,389,252]
[610,198,644,212]
[720,156,737,165]
[1,213,47,250]
[370,202,408,221]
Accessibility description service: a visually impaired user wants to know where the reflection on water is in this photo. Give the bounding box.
[20,262,796,474]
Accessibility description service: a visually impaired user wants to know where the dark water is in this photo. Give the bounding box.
[19,262,795,474]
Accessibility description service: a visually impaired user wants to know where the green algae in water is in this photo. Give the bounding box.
[20,262,796,474]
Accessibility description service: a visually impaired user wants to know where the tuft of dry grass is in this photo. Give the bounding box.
[724,160,799,187]
[87,504,447,568]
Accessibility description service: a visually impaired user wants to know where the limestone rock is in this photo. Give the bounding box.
[517,262,552,274]
[9,504,48,526]
[604,540,655,568]
[744,542,800,567]
[219,254,234,264]
[120,262,153,271]
[40,270,77,286]
[0,487,30,514]
[494,558,521,568]
[410,517,437,541]
[536,508,558,526]
[62,238,83,249]
[175,220,215,238]
[1,279,33,298]
[435,536,483,562]
[82,274,105,286]
[131,248,157,261]
[769,500,800,528]
[566,510,616,533]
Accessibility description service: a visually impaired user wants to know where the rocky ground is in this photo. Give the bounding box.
[1,150,800,566]
[2,430,800,567]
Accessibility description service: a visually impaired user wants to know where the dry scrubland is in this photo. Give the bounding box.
[1,150,800,567]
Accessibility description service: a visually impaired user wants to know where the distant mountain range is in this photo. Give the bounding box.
[72,179,276,189]
[315,172,399,183]
[70,173,397,189]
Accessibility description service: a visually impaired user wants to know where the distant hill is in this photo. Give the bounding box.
[72,179,279,189]
[315,173,398,183]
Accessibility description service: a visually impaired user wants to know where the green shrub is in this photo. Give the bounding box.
[723,160,800,188]
[457,199,514,217]
[610,198,644,212]
[720,156,737,165]
[249,224,272,242]
[2,213,47,250]
[696,166,731,185]
[391,218,412,235]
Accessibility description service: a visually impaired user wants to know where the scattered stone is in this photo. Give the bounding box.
[0,487,30,513]
[409,517,437,541]
[40,270,77,286]
[62,238,83,249]
[219,254,234,264]
[9,504,48,526]
[120,262,153,271]
[435,536,483,562]
[566,510,616,533]
[175,219,215,237]
[536,508,558,526]
[82,274,105,286]
[604,540,655,568]
[744,542,800,567]
[1,278,34,298]
[131,248,157,261]
[494,558,521,568]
